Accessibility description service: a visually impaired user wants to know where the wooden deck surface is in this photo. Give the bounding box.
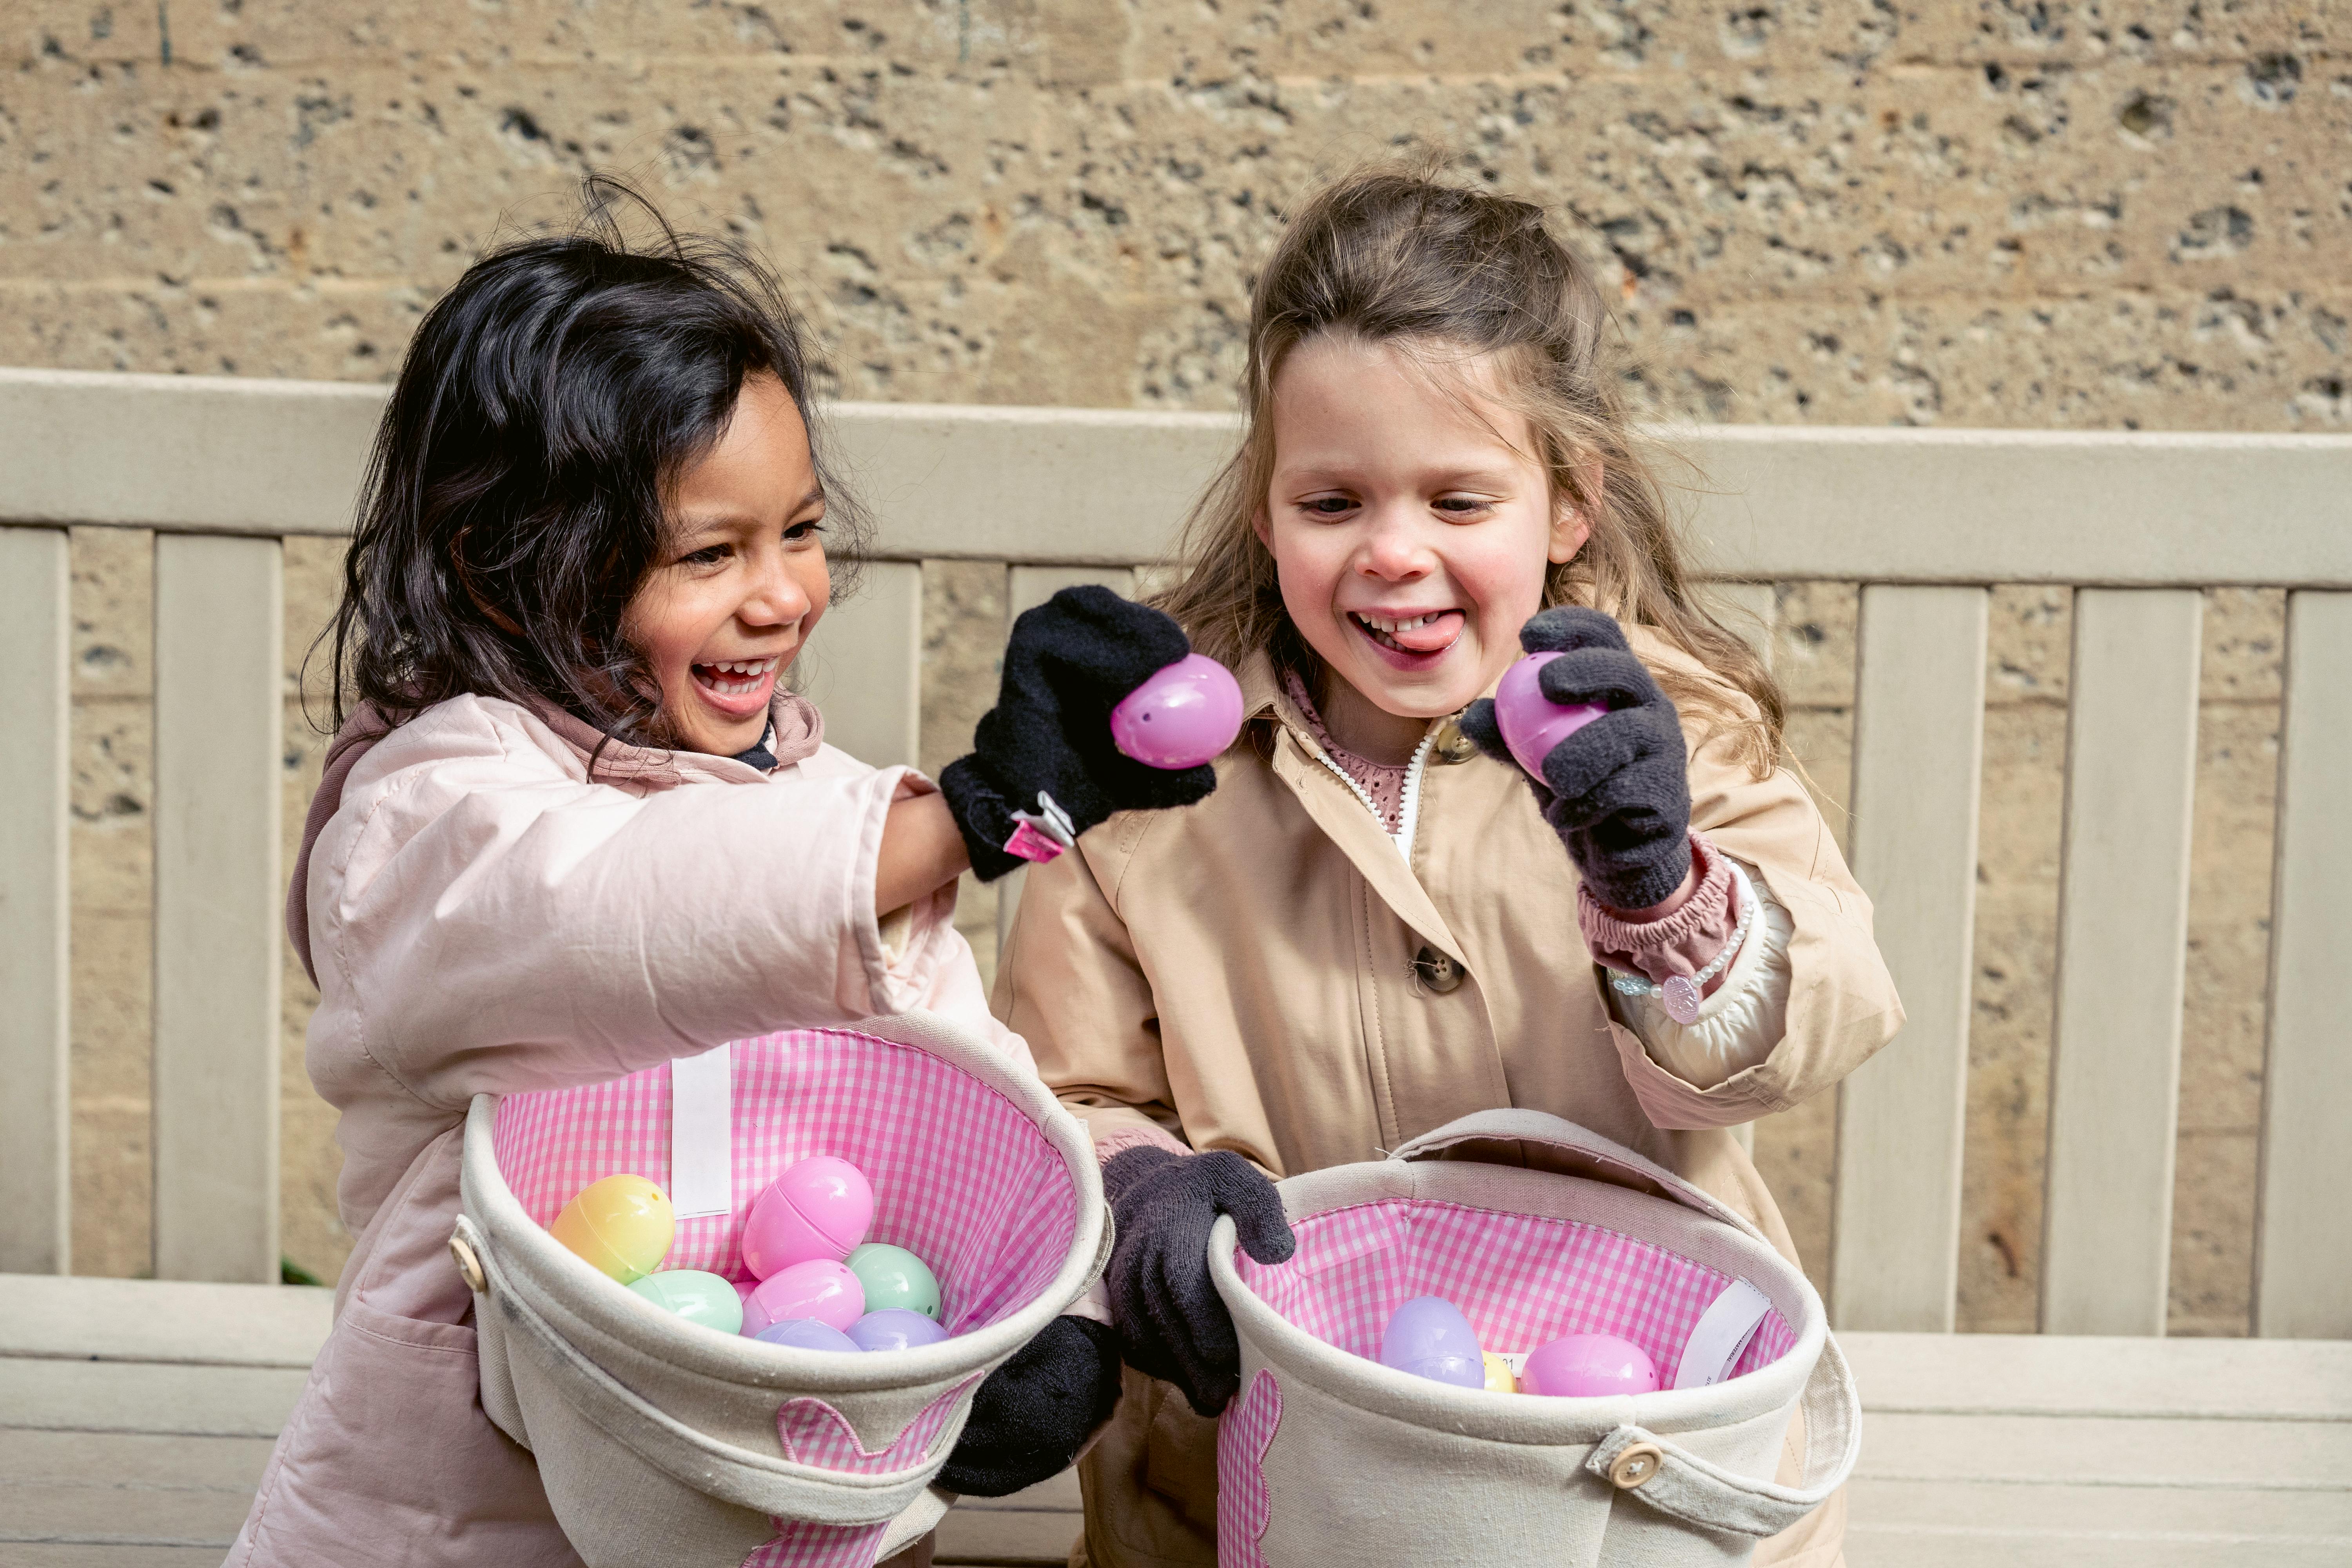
[5,1275,2347,1566]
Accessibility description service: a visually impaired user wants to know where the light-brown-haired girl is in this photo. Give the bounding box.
[991,164,1904,1566]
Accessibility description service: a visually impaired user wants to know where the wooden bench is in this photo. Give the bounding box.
[2,367,2348,1563]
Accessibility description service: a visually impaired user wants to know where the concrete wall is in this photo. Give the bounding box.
[14,2,2337,1327]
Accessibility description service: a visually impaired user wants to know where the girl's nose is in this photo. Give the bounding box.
[1355,505,1434,581]
[740,550,813,626]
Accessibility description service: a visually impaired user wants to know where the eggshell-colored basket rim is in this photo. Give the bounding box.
[462,1011,1108,1393]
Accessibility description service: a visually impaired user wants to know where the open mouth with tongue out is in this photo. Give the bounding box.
[1348,608,1464,667]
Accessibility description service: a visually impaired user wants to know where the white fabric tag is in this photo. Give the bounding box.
[1672,1278,1773,1390]
[669,1044,733,1219]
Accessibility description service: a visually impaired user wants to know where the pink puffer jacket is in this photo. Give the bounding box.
[229,690,1024,1567]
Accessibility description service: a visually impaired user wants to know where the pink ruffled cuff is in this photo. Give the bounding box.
[1091,1122,1192,1166]
[1579,832,1741,996]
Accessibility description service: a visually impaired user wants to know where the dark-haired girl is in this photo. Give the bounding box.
[233,194,1207,1565]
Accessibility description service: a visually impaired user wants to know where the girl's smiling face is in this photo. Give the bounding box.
[623,372,830,757]
[1259,334,1589,761]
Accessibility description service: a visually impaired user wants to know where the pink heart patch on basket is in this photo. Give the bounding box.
[1216,1370,1283,1568]
[775,1379,978,1476]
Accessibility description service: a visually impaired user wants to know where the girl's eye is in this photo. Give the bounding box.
[784,518,825,542]
[1303,496,1356,516]
[1434,496,1493,516]
[679,544,730,566]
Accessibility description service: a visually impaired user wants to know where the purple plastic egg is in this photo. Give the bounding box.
[753,1318,862,1353]
[1520,1333,1660,1398]
[741,1156,874,1280]
[848,1308,952,1353]
[1494,652,1608,780]
[1379,1297,1485,1389]
[741,1259,865,1337]
[1110,654,1246,770]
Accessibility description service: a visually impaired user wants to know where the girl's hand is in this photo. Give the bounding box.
[1459,606,1694,912]
[1100,1146,1294,1418]
[940,586,1220,882]
[938,1315,1122,1497]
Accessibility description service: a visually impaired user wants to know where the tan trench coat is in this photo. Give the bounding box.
[995,637,1903,1568]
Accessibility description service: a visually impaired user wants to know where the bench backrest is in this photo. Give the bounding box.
[1,367,2345,1339]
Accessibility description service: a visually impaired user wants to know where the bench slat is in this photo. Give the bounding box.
[2042,588,2202,1335]
[2256,590,2352,1338]
[995,566,1138,957]
[152,534,283,1285]
[0,527,71,1275]
[1834,585,1987,1331]
[803,559,925,771]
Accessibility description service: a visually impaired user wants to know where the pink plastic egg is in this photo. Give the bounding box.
[740,1156,874,1280]
[1520,1333,1660,1398]
[1494,652,1608,780]
[1110,654,1245,770]
[742,1259,865,1336]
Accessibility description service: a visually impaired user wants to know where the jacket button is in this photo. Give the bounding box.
[1430,717,1480,764]
[1414,946,1465,994]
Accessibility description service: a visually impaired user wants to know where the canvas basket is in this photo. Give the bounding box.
[450,1011,1110,1568]
[1207,1109,1860,1568]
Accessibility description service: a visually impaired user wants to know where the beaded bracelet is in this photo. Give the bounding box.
[1607,862,1760,1026]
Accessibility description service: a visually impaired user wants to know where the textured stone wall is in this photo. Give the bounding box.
[13,2,2336,1325]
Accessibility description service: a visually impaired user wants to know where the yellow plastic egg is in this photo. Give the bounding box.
[1483,1352,1518,1394]
[550,1174,675,1283]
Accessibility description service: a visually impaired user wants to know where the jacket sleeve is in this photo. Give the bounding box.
[992,822,1187,1156]
[310,701,987,1110]
[1601,690,1906,1131]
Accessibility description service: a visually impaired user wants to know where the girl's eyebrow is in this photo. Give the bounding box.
[673,487,829,531]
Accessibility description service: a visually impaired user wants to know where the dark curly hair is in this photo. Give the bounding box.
[315,175,868,749]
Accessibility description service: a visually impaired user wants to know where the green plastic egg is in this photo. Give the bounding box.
[845,1243,940,1320]
[626,1268,744,1335]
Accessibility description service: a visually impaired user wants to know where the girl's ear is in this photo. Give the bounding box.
[1549,461,1600,564]
[1250,503,1273,550]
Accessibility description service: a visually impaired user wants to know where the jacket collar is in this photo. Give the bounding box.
[1236,650,1469,966]
[532,688,826,786]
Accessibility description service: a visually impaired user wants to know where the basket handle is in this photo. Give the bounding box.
[1388,1109,1769,1245]
[452,1215,950,1527]
[1582,1329,1863,1538]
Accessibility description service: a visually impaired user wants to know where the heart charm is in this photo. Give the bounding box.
[1662,974,1703,1025]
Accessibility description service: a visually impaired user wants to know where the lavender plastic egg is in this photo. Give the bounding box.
[848,1308,952,1352]
[1379,1297,1485,1389]
[1110,654,1245,769]
[1520,1333,1660,1398]
[741,1259,864,1336]
[740,1156,874,1280]
[753,1318,862,1353]
[1494,652,1609,780]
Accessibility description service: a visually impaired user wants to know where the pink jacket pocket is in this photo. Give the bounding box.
[229,1297,581,1568]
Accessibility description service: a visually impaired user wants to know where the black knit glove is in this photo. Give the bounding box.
[1459,606,1693,912]
[937,1315,1122,1497]
[1101,1147,1295,1419]
[939,586,1219,882]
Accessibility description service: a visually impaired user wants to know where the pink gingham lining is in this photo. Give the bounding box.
[1234,1199,1795,1383]
[1216,1370,1282,1568]
[491,1028,1080,1335]
[741,1520,886,1568]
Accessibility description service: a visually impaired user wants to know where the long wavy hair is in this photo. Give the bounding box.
[1154,163,1781,772]
[314,175,869,751]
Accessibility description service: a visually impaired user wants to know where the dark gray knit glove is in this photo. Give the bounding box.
[1459,606,1693,911]
[1101,1146,1295,1418]
[938,1315,1122,1497]
[939,586,1218,882]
